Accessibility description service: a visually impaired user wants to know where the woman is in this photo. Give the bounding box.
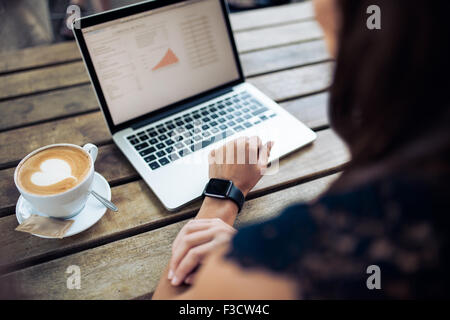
[154,0,450,299]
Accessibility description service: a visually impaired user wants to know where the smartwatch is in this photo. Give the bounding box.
[203,178,245,212]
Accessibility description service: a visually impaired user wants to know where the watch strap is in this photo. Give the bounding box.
[228,183,245,213]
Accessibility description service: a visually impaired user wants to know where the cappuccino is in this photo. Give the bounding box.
[17,146,91,196]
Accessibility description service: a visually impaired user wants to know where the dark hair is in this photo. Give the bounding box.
[329,0,450,190]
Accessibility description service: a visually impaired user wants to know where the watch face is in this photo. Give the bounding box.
[205,179,232,196]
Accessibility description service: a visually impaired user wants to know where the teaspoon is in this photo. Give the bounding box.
[89,190,118,212]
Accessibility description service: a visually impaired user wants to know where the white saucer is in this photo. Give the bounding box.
[16,172,112,239]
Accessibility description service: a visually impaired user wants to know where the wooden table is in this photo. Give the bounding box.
[0,1,349,299]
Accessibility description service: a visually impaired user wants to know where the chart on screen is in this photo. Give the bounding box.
[152,48,180,71]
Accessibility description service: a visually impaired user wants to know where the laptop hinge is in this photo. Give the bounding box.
[131,86,234,130]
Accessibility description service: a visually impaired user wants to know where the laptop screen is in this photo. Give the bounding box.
[81,0,240,125]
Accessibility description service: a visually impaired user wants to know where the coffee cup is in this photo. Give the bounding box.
[14,143,98,219]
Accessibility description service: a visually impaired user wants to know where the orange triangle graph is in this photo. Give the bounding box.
[152,48,179,71]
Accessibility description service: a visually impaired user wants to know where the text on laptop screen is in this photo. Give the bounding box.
[82,0,240,125]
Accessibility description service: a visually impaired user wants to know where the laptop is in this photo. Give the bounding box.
[73,0,316,211]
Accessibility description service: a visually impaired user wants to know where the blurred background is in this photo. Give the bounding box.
[0,0,304,53]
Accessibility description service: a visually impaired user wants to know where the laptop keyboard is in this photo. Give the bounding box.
[126,91,277,170]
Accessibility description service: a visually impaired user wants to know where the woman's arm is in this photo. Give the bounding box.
[153,137,273,299]
[159,246,298,300]
[196,197,239,225]
[152,198,238,299]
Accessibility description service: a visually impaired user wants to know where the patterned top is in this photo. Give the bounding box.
[227,174,450,299]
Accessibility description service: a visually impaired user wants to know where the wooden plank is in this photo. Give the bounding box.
[0,40,329,131]
[0,63,331,167]
[253,129,347,194]
[248,62,332,101]
[0,112,110,168]
[0,2,315,74]
[0,173,339,299]
[0,85,97,131]
[0,129,348,273]
[242,40,329,77]
[281,92,329,129]
[0,19,323,101]
[230,1,314,31]
[0,62,88,100]
[0,42,79,75]
[235,20,322,53]
[0,91,330,215]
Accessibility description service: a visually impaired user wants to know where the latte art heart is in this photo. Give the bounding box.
[17,146,91,195]
[31,158,76,186]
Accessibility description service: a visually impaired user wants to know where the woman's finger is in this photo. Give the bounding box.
[257,141,271,168]
[172,241,215,286]
[171,223,213,272]
[208,150,215,164]
[184,272,197,285]
[171,219,225,268]
[170,219,235,280]
[248,136,262,164]
[169,227,216,279]
[235,137,249,164]
[171,219,216,254]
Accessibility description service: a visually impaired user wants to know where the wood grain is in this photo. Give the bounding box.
[0,85,97,131]
[0,62,88,100]
[0,62,331,167]
[0,20,323,101]
[248,62,332,101]
[0,2,315,75]
[282,92,329,129]
[0,174,339,299]
[235,20,322,53]
[230,1,314,31]
[0,112,110,168]
[0,40,329,131]
[0,129,348,272]
[0,42,79,75]
[242,40,329,77]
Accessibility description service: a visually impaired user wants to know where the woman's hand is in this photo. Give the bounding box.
[168,218,236,286]
[167,137,273,286]
[208,136,274,197]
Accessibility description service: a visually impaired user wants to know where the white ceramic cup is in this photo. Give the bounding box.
[14,143,98,219]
